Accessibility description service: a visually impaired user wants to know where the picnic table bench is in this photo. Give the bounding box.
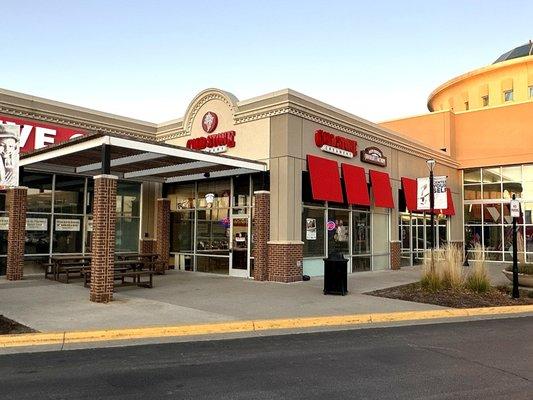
[82,259,156,288]
[49,255,92,283]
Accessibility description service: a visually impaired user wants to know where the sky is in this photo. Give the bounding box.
[1,1,532,124]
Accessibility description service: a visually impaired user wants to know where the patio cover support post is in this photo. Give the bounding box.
[253,191,270,281]
[90,174,117,303]
[155,198,170,273]
[101,144,111,175]
[6,187,27,281]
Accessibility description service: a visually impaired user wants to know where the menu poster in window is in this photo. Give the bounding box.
[55,218,80,232]
[0,216,8,230]
[87,218,93,232]
[26,218,47,231]
[306,218,317,240]
[0,124,21,189]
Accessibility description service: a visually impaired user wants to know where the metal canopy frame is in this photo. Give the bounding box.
[19,132,267,182]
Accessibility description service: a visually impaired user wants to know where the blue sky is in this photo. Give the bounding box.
[1,1,532,123]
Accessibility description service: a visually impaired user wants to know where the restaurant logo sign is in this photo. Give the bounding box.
[186,130,236,154]
[360,146,387,167]
[202,112,218,133]
[314,129,357,158]
[0,123,20,189]
[0,115,85,153]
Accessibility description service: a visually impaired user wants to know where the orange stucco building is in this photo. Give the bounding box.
[381,42,533,262]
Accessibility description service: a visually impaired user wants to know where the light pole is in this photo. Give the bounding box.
[426,159,436,272]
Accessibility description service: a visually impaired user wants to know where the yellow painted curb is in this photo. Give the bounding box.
[1,305,532,349]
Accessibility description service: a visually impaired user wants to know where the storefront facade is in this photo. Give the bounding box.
[0,86,462,281]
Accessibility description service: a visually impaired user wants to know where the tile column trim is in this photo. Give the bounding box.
[155,198,170,273]
[253,190,270,281]
[6,187,27,281]
[90,175,117,303]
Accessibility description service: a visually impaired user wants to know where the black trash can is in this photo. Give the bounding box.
[323,252,348,295]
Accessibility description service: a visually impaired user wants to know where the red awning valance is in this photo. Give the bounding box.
[401,177,418,212]
[306,155,344,203]
[341,164,370,206]
[440,188,455,216]
[369,170,394,208]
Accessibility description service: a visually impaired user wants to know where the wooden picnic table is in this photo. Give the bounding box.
[83,259,155,288]
[49,254,93,283]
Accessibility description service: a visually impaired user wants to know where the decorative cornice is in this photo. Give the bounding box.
[0,104,155,141]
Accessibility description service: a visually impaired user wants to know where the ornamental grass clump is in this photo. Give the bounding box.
[420,251,442,292]
[439,243,464,289]
[465,243,490,293]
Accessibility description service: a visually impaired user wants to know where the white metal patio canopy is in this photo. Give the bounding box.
[19,132,267,182]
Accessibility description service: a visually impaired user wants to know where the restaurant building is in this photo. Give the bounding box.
[381,42,533,263]
[0,84,461,287]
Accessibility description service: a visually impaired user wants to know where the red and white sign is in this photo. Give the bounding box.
[202,112,218,133]
[186,130,236,154]
[314,129,357,158]
[0,115,85,153]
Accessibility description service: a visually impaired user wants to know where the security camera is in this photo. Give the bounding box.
[204,172,210,178]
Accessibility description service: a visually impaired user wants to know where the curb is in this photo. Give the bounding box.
[1,305,532,349]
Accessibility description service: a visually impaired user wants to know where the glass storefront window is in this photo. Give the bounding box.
[302,207,325,257]
[327,209,349,255]
[52,215,83,253]
[197,179,231,209]
[482,167,502,183]
[170,211,194,252]
[483,226,502,251]
[25,214,51,254]
[22,173,53,213]
[196,255,229,274]
[464,204,482,224]
[54,175,85,214]
[233,175,250,207]
[168,183,195,210]
[483,203,502,223]
[463,168,481,184]
[117,181,141,217]
[116,217,140,252]
[196,208,230,253]
[464,185,481,200]
[503,182,523,199]
[483,183,501,199]
[0,192,6,211]
[352,211,370,255]
[501,166,521,182]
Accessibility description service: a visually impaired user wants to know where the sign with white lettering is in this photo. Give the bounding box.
[417,176,447,210]
[55,218,81,232]
[0,124,20,189]
[360,147,387,167]
[0,216,8,230]
[510,200,520,218]
[0,115,85,153]
[26,218,48,231]
[315,129,357,158]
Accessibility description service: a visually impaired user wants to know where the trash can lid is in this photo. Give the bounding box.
[324,251,346,261]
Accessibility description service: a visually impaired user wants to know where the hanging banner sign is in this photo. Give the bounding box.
[0,123,21,189]
[417,176,447,210]
[55,218,81,232]
[26,218,48,231]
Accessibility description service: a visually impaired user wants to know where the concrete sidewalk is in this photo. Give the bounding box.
[0,263,512,333]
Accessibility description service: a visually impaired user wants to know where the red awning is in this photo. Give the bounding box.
[401,177,418,212]
[369,170,394,208]
[306,155,344,203]
[341,164,370,206]
[440,188,455,216]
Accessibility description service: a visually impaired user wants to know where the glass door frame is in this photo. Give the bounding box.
[229,213,251,277]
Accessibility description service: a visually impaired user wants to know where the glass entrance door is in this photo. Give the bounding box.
[230,215,250,277]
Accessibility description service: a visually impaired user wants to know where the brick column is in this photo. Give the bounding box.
[90,175,117,303]
[390,240,401,270]
[155,198,170,273]
[267,241,303,283]
[253,191,270,281]
[6,187,27,281]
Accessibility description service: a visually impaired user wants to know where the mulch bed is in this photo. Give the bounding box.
[0,315,36,335]
[367,282,533,308]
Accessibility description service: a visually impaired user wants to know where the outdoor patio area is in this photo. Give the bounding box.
[0,265,511,333]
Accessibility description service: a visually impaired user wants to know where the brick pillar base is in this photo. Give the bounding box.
[267,241,303,283]
[6,187,27,281]
[90,175,117,303]
[140,238,156,254]
[155,198,170,273]
[253,191,270,281]
[390,241,401,270]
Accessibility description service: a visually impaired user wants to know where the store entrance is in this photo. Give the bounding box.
[230,215,250,277]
